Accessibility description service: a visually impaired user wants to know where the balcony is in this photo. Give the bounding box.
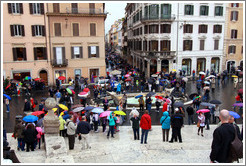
[141,14,176,22]
[51,59,68,67]
[131,50,176,59]
[47,8,107,17]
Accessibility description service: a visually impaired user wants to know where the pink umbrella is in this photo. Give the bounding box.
[196,109,210,114]
[125,74,130,77]
[163,98,171,104]
[71,90,75,94]
[99,111,112,118]
[78,91,89,97]
[36,127,42,133]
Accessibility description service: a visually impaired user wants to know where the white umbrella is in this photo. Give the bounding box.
[129,107,139,117]
[182,77,188,82]
[184,100,193,106]
[110,70,121,75]
[72,107,85,113]
[151,74,158,77]
[199,71,205,75]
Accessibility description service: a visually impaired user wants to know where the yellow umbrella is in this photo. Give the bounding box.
[172,69,177,72]
[52,108,58,112]
[69,81,73,85]
[114,111,126,116]
[232,75,238,78]
[58,104,68,110]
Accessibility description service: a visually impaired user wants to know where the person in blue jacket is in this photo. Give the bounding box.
[107,112,117,139]
[160,111,171,142]
[116,83,121,95]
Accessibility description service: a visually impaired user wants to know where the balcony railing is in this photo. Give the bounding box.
[131,50,176,58]
[141,14,176,22]
[66,8,106,15]
[51,59,68,67]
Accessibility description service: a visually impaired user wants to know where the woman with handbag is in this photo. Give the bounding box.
[160,111,171,142]
[197,112,205,137]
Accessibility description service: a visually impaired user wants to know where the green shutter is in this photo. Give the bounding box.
[157,4,159,16]
[191,5,194,15]
[144,6,148,17]
[161,4,163,15]
[206,6,209,15]
[168,4,171,15]
[220,7,223,16]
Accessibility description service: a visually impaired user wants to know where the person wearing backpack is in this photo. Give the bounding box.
[160,111,170,142]
[210,109,242,163]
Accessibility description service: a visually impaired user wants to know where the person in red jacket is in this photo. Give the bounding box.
[30,97,36,112]
[162,100,168,112]
[140,110,151,144]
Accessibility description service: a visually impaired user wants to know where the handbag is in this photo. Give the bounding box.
[197,121,200,127]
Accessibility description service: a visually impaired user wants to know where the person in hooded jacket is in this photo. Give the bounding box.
[160,111,171,142]
[107,112,117,138]
[66,115,77,150]
[22,123,38,152]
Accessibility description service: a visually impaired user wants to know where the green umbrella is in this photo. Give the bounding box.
[66,88,72,95]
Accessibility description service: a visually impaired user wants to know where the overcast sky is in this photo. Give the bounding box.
[105,2,127,34]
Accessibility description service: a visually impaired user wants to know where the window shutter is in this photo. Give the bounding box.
[220,7,223,16]
[53,47,56,60]
[206,6,209,15]
[168,4,172,15]
[200,40,204,50]
[168,41,170,51]
[8,3,12,13]
[34,47,37,60]
[213,25,215,33]
[54,23,61,36]
[190,40,193,50]
[10,25,14,36]
[161,4,163,15]
[168,25,171,33]
[230,11,233,21]
[23,48,27,60]
[80,47,83,58]
[20,3,23,14]
[231,3,234,7]
[205,25,208,33]
[235,11,238,20]
[71,47,74,59]
[235,30,237,38]
[29,3,33,14]
[200,7,202,15]
[191,5,194,15]
[183,41,185,51]
[21,25,25,36]
[43,47,47,60]
[31,25,35,36]
[156,25,159,33]
[53,3,59,13]
[183,25,186,33]
[228,46,230,54]
[42,26,46,36]
[62,47,65,60]
[96,46,99,58]
[13,48,17,61]
[40,3,44,14]
[191,25,193,33]
[88,46,91,58]
[198,25,201,33]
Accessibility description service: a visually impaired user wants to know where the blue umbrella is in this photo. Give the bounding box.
[91,107,104,114]
[229,111,240,119]
[23,115,38,122]
[135,95,143,99]
[3,94,11,100]
[84,106,95,111]
[197,80,202,82]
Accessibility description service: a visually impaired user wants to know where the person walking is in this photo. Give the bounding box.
[197,112,205,136]
[210,109,240,163]
[23,99,31,112]
[162,100,168,112]
[160,111,171,142]
[93,113,99,132]
[155,98,161,112]
[66,115,77,150]
[13,120,25,151]
[130,114,140,140]
[30,97,36,112]
[107,112,117,138]
[102,97,109,111]
[204,106,211,130]
[55,90,62,104]
[5,98,10,113]
[169,108,184,143]
[146,96,152,114]
[116,83,121,95]
[211,78,216,92]
[233,77,238,89]
[140,110,151,144]
[192,70,195,80]
[76,117,91,150]
[138,96,144,112]
[186,105,194,125]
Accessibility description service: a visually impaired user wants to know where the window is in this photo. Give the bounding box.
[214,40,219,50]
[54,23,61,36]
[198,24,208,33]
[74,69,81,77]
[213,25,222,33]
[161,4,171,17]
[184,5,194,15]
[183,40,192,51]
[200,40,205,50]
[90,23,96,36]
[149,25,159,34]
[88,46,99,58]
[231,11,238,21]
[31,25,45,36]
[89,3,95,14]
[231,29,238,39]
[228,45,236,54]
[183,24,193,33]
[12,47,26,61]
[10,25,25,36]
[149,4,159,19]
[73,23,79,36]
[144,6,148,18]
[160,40,170,51]
[72,3,78,14]
[53,3,60,13]
[34,47,47,60]
[144,25,148,34]
[231,3,239,7]
[71,46,83,59]
[161,24,171,33]
[215,6,223,16]
[30,3,44,14]
[8,3,23,14]
[200,5,209,16]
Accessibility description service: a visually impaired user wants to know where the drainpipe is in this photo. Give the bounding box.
[176,3,179,71]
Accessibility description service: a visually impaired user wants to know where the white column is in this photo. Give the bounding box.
[147,60,150,78]
[191,57,197,74]
[206,57,212,72]
[157,59,161,72]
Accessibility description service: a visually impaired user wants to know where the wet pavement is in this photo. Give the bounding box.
[3,78,243,133]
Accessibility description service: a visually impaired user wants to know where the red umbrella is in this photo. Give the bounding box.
[83,88,90,92]
[71,90,75,94]
[125,77,132,82]
[5,84,11,90]
[34,78,41,81]
[155,96,163,100]
[238,89,243,94]
[93,75,97,78]
[58,76,66,80]
[196,109,210,114]
[156,72,160,74]
[31,111,45,116]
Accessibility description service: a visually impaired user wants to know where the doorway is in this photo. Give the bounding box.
[39,70,48,85]
[161,60,169,73]
[89,68,99,83]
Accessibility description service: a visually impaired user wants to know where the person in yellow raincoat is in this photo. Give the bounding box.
[59,115,66,137]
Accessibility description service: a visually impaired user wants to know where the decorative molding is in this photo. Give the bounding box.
[198,35,207,40]
[183,35,192,40]
[213,35,221,39]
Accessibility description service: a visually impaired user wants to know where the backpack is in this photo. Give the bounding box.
[229,125,243,162]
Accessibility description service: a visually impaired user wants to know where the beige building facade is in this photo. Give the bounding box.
[223,3,243,72]
[3,3,106,85]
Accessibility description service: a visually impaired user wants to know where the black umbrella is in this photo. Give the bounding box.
[209,100,222,105]
[200,102,215,107]
[146,92,156,97]
[189,93,199,100]
[173,102,184,107]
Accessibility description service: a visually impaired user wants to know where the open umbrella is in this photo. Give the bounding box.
[5,84,11,90]
[52,108,58,112]
[84,106,95,111]
[173,102,184,107]
[66,88,72,95]
[71,90,75,94]
[189,93,199,100]
[71,104,84,109]
[99,111,112,118]
[125,74,130,77]
[209,100,222,105]
[231,75,238,78]
[114,111,126,116]
[204,81,210,85]
[184,100,193,106]
[78,91,89,98]
[72,107,85,113]
[135,95,143,99]
[182,77,188,82]
[31,111,45,116]
[200,102,215,107]
[199,71,205,75]
[229,111,240,119]
[129,108,139,116]
[238,89,243,94]
[110,70,121,75]
[58,104,68,110]
[172,69,177,72]
[3,94,11,100]
[125,77,132,82]
[25,76,31,80]
[34,78,41,81]
[146,92,156,97]
[151,74,158,77]
[83,88,90,92]
[58,76,66,80]
[23,115,38,122]
[196,109,210,114]
[233,103,243,107]
[155,96,163,100]
[91,107,104,114]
